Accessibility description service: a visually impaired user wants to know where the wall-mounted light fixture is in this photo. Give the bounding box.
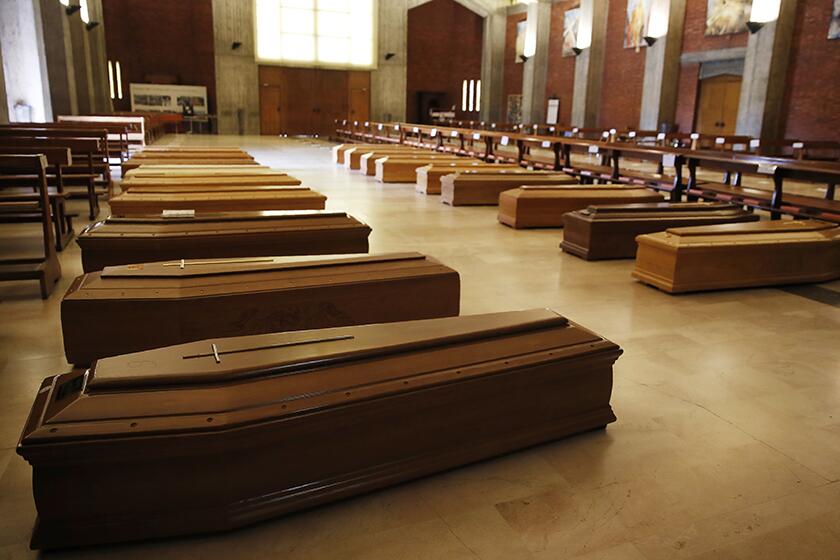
[384,52,395,60]
[85,21,99,30]
[231,41,242,50]
[519,54,529,62]
[747,0,781,33]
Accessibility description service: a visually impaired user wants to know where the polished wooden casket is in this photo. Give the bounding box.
[332,143,384,164]
[18,308,621,549]
[108,188,327,215]
[359,149,431,175]
[633,220,840,293]
[121,175,302,190]
[122,158,259,173]
[497,185,665,228]
[125,164,271,177]
[77,211,372,272]
[416,163,521,195]
[344,147,424,170]
[440,172,579,206]
[561,202,760,260]
[62,253,460,365]
[374,155,473,182]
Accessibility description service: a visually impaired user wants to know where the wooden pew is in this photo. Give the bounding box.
[497,185,665,229]
[633,220,840,293]
[58,114,145,150]
[108,187,327,215]
[0,136,104,219]
[0,155,61,298]
[77,211,372,272]
[440,171,579,206]
[374,155,473,183]
[62,253,460,365]
[18,309,621,550]
[0,130,110,216]
[560,202,760,260]
[0,146,76,249]
[3,121,131,164]
[416,163,521,195]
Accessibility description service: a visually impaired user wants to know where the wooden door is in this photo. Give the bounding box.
[348,71,371,123]
[695,75,742,135]
[313,70,348,137]
[259,66,284,136]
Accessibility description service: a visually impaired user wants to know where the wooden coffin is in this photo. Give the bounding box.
[77,211,372,272]
[131,151,252,160]
[440,172,579,206]
[498,185,665,229]
[344,147,426,171]
[108,188,327,215]
[359,150,436,175]
[61,253,460,365]
[332,143,385,164]
[18,308,622,550]
[121,175,301,190]
[561,202,761,260]
[633,220,840,293]
[119,184,309,195]
[374,155,474,183]
[416,163,521,195]
[122,159,259,173]
[126,165,271,177]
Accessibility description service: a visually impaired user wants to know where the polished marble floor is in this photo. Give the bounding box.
[1,135,839,559]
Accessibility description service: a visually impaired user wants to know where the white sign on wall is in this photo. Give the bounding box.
[130,83,209,114]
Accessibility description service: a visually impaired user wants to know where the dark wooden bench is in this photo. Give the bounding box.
[0,155,62,298]
[0,146,76,250]
[0,135,104,218]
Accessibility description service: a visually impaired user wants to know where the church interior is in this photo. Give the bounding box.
[0,0,839,557]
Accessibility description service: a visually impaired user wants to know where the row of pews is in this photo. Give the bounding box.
[14,142,624,550]
[338,121,840,223]
[333,137,840,294]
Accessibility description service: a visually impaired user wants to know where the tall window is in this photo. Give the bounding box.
[461,79,481,113]
[256,0,376,69]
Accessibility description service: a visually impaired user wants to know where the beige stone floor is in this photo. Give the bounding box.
[1,135,839,559]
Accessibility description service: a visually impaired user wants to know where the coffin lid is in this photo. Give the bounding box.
[665,219,835,237]
[98,252,429,279]
[89,309,572,390]
[519,184,637,191]
[99,210,350,225]
[580,202,738,215]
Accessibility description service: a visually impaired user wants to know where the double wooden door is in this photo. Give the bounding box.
[259,66,370,137]
[695,75,742,135]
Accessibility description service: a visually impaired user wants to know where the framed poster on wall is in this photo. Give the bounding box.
[130,84,208,114]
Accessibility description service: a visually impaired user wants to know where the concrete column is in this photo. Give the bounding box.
[520,0,551,125]
[371,0,409,122]
[0,0,52,121]
[39,0,79,116]
[639,0,685,131]
[85,0,112,114]
[213,0,260,135]
[0,37,7,124]
[479,8,506,123]
[570,0,608,128]
[735,0,796,140]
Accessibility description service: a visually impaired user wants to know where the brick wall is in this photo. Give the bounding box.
[406,0,484,123]
[598,0,647,129]
[502,11,527,122]
[782,0,840,141]
[545,1,578,127]
[101,0,216,113]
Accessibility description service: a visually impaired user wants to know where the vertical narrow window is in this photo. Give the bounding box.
[107,60,115,100]
[116,61,123,99]
[468,79,475,112]
[476,80,481,112]
[80,0,90,24]
[462,80,468,111]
